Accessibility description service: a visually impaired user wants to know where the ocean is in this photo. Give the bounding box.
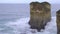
[0,3,60,34]
[0,4,30,24]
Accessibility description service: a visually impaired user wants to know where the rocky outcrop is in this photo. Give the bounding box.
[29,2,51,32]
[56,10,60,34]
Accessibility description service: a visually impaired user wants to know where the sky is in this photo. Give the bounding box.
[0,0,60,4]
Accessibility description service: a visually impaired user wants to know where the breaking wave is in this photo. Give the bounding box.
[4,17,57,34]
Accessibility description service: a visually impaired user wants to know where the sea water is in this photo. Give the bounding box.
[0,4,60,34]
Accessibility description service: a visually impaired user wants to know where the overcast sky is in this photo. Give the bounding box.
[0,0,60,4]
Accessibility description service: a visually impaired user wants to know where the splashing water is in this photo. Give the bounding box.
[2,17,57,34]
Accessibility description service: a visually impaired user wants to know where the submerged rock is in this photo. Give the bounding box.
[56,10,60,34]
[29,2,51,32]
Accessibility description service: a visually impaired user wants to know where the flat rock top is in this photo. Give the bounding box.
[57,10,60,14]
[30,2,50,5]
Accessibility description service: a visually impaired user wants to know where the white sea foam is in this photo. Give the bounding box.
[5,17,57,34]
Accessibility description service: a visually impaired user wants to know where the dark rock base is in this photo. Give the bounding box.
[29,18,51,32]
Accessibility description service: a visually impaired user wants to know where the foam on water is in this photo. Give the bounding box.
[4,17,57,34]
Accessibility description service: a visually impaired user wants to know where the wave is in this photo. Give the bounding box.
[5,17,57,34]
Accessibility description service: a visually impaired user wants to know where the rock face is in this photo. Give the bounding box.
[56,10,60,34]
[29,2,51,32]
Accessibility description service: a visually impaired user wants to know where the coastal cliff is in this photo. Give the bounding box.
[56,10,60,34]
[29,2,51,32]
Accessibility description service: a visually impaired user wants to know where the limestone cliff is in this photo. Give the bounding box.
[56,10,60,34]
[29,2,51,32]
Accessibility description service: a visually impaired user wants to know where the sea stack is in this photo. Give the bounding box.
[56,10,60,34]
[29,2,51,32]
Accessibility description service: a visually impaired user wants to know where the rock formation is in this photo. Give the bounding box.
[29,2,51,32]
[56,10,60,34]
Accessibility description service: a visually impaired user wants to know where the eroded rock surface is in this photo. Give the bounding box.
[29,2,51,32]
[56,10,60,34]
